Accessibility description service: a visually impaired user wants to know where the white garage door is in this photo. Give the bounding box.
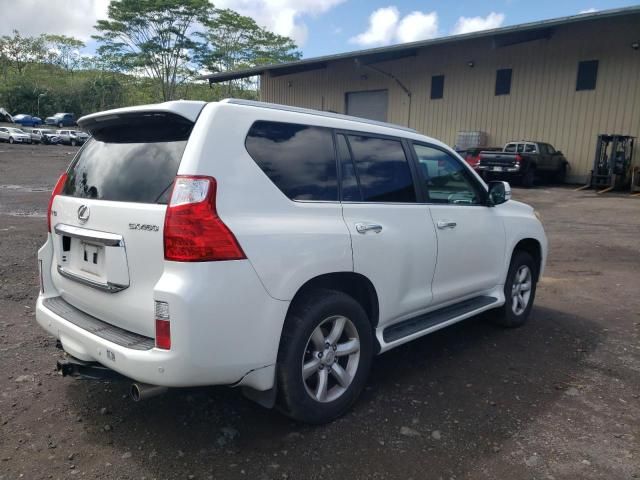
[346,90,388,122]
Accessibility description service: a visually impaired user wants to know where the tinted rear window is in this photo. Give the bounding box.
[62,114,192,204]
[245,121,338,201]
[346,135,416,203]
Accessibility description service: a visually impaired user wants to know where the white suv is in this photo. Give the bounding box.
[36,99,547,423]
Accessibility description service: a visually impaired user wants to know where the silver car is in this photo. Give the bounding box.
[30,128,61,145]
[0,127,32,144]
[56,129,89,146]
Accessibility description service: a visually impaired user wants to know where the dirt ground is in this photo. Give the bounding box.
[0,142,638,480]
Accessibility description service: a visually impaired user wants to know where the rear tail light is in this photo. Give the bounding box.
[163,176,245,262]
[515,154,523,164]
[47,173,67,232]
[155,301,171,350]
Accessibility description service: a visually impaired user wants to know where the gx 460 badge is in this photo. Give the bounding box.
[129,223,159,232]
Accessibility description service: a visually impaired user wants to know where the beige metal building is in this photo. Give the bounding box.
[204,7,640,182]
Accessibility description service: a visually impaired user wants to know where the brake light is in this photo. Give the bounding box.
[515,154,523,164]
[163,176,245,262]
[47,173,67,232]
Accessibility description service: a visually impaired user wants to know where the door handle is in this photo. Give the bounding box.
[355,223,383,234]
[436,220,457,229]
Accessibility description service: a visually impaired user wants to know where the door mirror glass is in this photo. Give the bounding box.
[488,181,511,205]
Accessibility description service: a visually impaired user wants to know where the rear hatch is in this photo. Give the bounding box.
[49,107,202,337]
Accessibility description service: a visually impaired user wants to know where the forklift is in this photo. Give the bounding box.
[579,134,635,194]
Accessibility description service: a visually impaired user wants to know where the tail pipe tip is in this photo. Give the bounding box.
[130,383,168,402]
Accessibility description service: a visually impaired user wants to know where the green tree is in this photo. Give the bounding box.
[93,0,213,101]
[42,35,85,74]
[197,9,301,95]
[0,30,46,75]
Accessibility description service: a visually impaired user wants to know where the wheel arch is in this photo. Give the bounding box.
[512,238,542,280]
[287,272,380,329]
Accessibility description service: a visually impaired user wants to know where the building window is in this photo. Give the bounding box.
[576,60,598,91]
[495,68,512,96]
[430,75,444,99]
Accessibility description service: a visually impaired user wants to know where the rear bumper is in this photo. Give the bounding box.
[476,165,521,174]
[36,237,289,390]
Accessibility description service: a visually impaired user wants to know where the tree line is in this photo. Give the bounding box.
[0,0,301,118]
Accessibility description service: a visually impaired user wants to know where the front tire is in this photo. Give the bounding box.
[277,289,373,424]
[489,251,537,328]
[9,137,14,144]
[555,163,567,184]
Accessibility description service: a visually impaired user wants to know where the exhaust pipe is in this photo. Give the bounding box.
[130,383,168,402]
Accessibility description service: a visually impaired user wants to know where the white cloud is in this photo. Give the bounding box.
[396,11,438,43]
[0,0,109,41]
[350,6,400,46]
[579,8,598,14]
[213,0,346,46]
[451,12,505,35]
[350,7,439,47]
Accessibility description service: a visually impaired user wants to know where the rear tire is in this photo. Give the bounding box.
[488,251,537,328]
[9,137,14,144]
[521,169,535,188]
[277,288,373,424]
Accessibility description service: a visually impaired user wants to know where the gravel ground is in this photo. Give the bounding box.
[0,143,638,480]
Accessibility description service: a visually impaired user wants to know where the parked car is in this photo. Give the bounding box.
[0,126,32,144]
[12,114,42,127]
[457,147,501,169]
[45,113,76,128]
[30,128,61,145]
[56,129,89,146]
[36,99,547,424]
[477,141,569,187]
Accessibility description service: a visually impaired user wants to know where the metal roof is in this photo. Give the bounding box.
[201,6,640,84]
[221,98,418,133]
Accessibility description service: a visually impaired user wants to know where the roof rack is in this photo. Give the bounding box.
[221,98,418,134]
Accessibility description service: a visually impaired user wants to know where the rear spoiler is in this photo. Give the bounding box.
[78,101,206,134]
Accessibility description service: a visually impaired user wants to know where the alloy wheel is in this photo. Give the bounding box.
[511,265,532,315]
[302,315,361,403]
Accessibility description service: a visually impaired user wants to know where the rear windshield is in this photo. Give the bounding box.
[62,113,193,204]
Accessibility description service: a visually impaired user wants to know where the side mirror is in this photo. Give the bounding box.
[488,181,511,206]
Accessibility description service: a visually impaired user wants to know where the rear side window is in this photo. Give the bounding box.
[346,135,416,203]
[504,143,516,153]
[245,121,337,201]
[62,113,192,204]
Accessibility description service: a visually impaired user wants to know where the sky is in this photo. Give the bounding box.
[0,0,638,59]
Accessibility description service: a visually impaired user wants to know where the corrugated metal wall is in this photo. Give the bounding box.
[261,15,640,182]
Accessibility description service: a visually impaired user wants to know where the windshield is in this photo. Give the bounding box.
[9,128,25,134]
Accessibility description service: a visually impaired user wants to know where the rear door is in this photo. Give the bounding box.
[49,111,200,337]
[411,143,506,305]
[338,132,438,329]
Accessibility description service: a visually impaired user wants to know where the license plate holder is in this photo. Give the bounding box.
[492,166,504,172]
[79,241,103,276]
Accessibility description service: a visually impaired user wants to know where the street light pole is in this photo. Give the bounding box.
[37,93,46,118]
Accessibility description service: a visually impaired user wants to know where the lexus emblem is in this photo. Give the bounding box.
[77,205,90,224]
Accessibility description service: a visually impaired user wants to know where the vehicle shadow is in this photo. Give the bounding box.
[66,305,602,479]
